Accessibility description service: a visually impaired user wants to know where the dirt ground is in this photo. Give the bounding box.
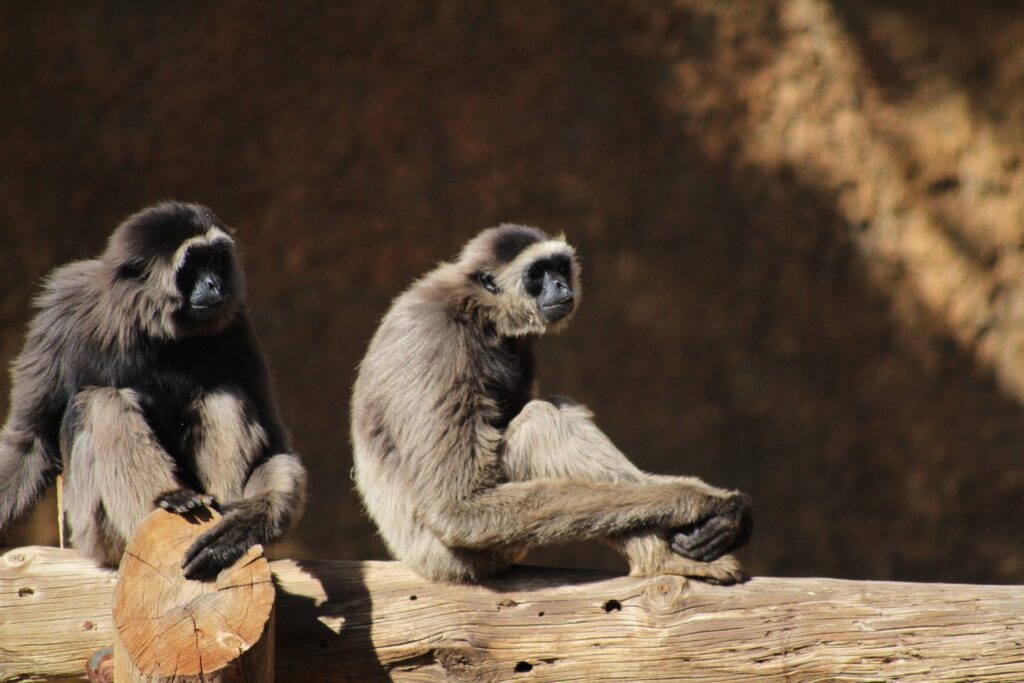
[1,1,1023,583]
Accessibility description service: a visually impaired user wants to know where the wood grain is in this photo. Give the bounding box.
[2,546,1023,682]
[111,508,274,683]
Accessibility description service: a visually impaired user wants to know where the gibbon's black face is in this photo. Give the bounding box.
[107,202,243,339]
[461,224,582,337]
[176,241,235,322]
[523,253,575,323]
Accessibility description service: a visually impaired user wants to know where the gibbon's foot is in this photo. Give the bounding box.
[670,493,752,563]
[693,554,750,585]
[181,510,259,580]
[155,488,219,514]
[628,547,750,585]
[622,533,750,584]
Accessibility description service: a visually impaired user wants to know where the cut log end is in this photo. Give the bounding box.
[112,508,275,683]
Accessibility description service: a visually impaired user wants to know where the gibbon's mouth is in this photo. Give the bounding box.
[187,300,225,320]
[541,298,574,323]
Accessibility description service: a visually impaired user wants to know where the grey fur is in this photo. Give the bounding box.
[0,202,306,577]
[352,225,751,583]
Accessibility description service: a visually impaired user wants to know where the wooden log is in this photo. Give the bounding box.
[2,547,1024,682]
[0,547,117,682]
[111,508,274,683]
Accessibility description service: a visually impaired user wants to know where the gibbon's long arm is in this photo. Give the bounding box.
[420,477,740,551]
[181,451,306,579]
[0,322,66,534]
[0,419,60,534]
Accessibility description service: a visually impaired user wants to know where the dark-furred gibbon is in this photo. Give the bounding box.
[352,224,751,583]
[0,202,306,579]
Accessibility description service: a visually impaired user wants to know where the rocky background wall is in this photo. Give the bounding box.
[2,1,1022,583]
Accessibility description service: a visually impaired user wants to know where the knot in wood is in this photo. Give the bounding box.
[3,549,33,568]
[642,574,690,611]
[436,640,487,676]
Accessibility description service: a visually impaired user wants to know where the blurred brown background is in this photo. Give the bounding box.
[2,1,1023,583]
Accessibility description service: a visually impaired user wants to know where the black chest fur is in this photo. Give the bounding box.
[477,335,535,430]
[68,322,256,481]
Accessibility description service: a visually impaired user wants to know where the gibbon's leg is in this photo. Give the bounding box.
[422,467,748,558]
[62,388,179,566]
[181,407,306,581]
[419,409,749,574]
[502,397,749,584]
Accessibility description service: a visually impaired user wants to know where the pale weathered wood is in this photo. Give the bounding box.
[0,547,118,682]
[111,509,274,683]
[2,546,1023,682]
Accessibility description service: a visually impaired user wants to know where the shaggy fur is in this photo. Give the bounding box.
[352,225,751,583]
[0,202,306,579]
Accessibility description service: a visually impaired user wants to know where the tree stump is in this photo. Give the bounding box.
[111,508,275,683]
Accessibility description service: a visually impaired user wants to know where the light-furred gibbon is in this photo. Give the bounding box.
[0,202,306,579]
[352,224,751,584]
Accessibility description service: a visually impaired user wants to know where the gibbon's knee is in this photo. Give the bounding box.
[503,398,644,483]
[66,387,178,538]
[71,387,174,469]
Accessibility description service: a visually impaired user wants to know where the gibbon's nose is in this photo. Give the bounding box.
[540,271,573,306]
[539,271,574,323]
[190,272,225,309]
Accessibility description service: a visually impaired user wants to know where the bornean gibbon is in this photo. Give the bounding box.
[0,202,306,579]
[352,224,751,584]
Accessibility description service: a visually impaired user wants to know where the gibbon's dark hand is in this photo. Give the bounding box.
[155,488,219,514]
[669,493,752,562]
[181,510,258,580]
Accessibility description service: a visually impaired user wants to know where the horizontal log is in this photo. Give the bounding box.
[2,546,1023,682]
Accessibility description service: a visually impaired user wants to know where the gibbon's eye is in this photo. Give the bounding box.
[553,255,571,277]
[210,251,225,273]
[477,271,500,294]
[527,261,545,282]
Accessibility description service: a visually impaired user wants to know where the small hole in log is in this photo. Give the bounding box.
[537,611,545,617]
[515,661,533,673]
[18,587,34,597]
[603,599,621,613]
[410,595,417,601]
